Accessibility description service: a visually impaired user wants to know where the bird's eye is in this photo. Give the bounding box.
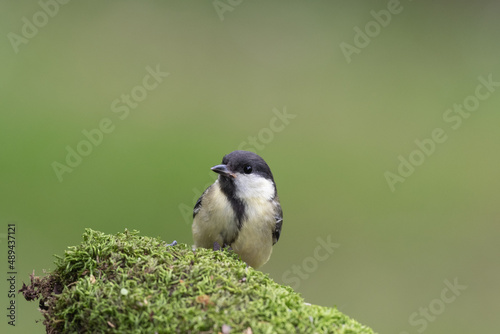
[243,165,252,174]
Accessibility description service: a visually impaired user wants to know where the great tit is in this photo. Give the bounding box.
[192,150,283,268]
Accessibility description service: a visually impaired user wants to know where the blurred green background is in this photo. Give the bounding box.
[1,1,499,333]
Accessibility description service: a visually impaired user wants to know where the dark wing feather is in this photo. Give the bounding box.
[193,187,210,218]
[272,200,283,245]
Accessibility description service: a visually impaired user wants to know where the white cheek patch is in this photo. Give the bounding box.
[234,174,275,200]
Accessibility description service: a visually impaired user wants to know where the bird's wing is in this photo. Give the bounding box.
[193,186,211,218]
[272,199,283,245]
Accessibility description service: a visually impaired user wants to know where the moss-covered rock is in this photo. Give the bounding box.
[20,229,376,334]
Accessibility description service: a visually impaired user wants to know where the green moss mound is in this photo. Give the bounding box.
[21,229,376,334]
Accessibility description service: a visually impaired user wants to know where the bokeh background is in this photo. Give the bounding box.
[1,1,499,333]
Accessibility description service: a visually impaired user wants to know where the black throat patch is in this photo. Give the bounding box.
[218,176,246,230]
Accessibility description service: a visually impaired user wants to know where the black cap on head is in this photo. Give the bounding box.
[221,150,275,181]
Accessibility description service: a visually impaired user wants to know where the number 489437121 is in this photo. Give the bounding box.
[7,224,15,271]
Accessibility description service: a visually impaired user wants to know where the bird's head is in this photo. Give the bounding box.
[211,150,276,201]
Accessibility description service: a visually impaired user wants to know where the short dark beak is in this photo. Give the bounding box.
[211,164,236,178]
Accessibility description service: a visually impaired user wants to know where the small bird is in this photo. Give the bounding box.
[192,150,283,268]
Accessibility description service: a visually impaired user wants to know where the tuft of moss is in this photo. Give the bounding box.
[20,229,376,334]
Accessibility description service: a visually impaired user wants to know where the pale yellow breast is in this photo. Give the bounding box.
[192,181,276,268]
[192,181,239,248]
[231,197,275,268]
